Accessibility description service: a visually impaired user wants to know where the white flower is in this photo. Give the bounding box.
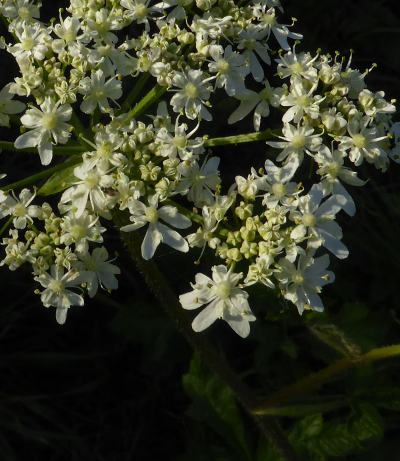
[337,116,388,169]
[179,265,256,338]
[289,184,349,259]
[0,188,41,229]
[266,122,322,164]
[14,97,72,165]
[281,77,323,123]
[276,49,318,81]
[171,69,212,120]
[276,253,334,314]
[0,83,25,126]
[78,69,123,114]
[252,156,300,209]
[228,80,283,131]
[8,22,49,61]
[315,145,366,216]
[76,247,120,298]
[60,210,106,253]
[177,156,221,207]
[254,6,302,51]
[236,24,271,82]
[208,45,249,96]
[120,194,191,260]
[35,265,84,324]
[59,162,114,218]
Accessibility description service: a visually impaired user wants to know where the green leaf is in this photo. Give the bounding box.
[351,403,384,442]
[182,353,251,461]
[38,162,78,196]
[308,322,363,358]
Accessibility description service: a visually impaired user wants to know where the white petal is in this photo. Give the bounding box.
[192,298,220,332]
[141,225,162,260]
[158,222,189,253]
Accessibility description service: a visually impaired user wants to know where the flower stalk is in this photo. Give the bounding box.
[254,344,400,414]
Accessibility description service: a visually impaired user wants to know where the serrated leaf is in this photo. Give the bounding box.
[313,423,360,457]
[351,403,384,442]
[38,162,78,196]
[308,323,362,358]
[183,353,251,460]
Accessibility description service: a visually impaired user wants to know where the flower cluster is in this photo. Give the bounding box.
[0,0,398,335]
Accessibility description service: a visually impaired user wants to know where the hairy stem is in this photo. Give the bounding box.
[119,72,151,115]
[126,84,167,120]
[204,128,279,147]
[0,141,85,156]
[113,210,299,461]
[254,344,400,413]
[1,155,82,192]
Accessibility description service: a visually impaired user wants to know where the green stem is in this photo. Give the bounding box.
[0,217,13,239]
[119,72,151,114]
[70,110,89,145]
[254,344,400,413]
[0,141,86,156]
[113,209,299,461]
[1,155,82,192]
[126,84,168,120]
[204,128,279,147]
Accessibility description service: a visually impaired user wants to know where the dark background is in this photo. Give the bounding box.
[0,1,400,460]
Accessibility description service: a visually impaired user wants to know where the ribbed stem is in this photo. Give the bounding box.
[1,155,82,192]
[0,141,85,156]
[255,344,400,413]
[204,128,278,147]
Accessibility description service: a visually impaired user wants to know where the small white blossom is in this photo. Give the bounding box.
[179,265,256,338]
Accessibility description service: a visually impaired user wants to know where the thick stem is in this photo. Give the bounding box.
[0,141,85,156]
[126,84,167,120]
[113,210,299,461]
[119,72,151,115]
[254,344,400,413]
[204,128,279,147]
[1,155,82,192]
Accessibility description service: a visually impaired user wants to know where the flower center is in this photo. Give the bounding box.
[94,88,106,99]
[85,256,99,272]
[70,224,86,239]
[296,95,310,108]
[97,142,113,158]
[135,4,148,19]
[352,134,367,148]
[84,173,100,189]
[41,113,58,131]
[244,38,256,50]
[291,134,306,149]
[173,136,187,148]
[327,161,340,177]
[97,44,111,57]
[262,13,276,26]
[216,280,231,299]
[145,206,158,223]
[13,203,27,217]
[18,6,32,21]
[302,213,317,227]
[290,62,304,74]
[292,270,305,286]
[259,87,272,101]
[217,58,230,74]
[21,37,35,51]
[63,28,77,43]
[184,82,199,99]
[272,183,286,199]
[49,279,65,294]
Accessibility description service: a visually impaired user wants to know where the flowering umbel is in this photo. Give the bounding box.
[0,0,398,337]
